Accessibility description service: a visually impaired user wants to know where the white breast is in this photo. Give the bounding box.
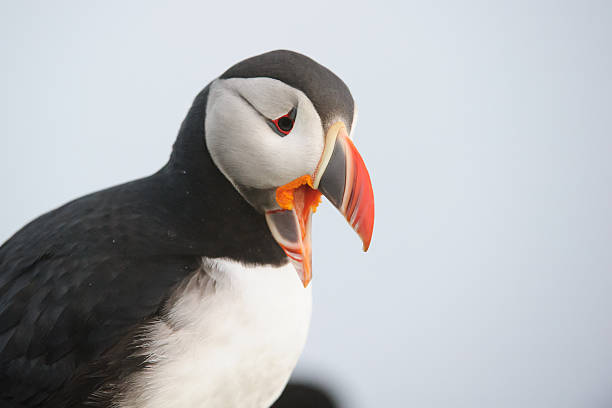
[118,258,312,408]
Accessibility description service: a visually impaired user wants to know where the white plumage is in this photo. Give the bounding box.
[118,258,312,408]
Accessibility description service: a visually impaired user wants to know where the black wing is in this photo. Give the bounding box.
[0,175,202,407]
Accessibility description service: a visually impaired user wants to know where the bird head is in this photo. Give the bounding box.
[203,50,374,287]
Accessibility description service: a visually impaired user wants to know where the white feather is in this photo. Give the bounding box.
[118,258,312,408]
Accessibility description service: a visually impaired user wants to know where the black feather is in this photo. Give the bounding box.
[0,85,286,406]
[221,50,355,133]
[1,50,351,406]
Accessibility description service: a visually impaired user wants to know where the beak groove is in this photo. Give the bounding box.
[316,124,374,251]
[265,122,374,287]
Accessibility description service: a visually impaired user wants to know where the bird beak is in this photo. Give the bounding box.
[265,122,375,287]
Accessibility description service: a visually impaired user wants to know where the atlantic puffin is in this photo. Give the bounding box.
[0,50,374,407]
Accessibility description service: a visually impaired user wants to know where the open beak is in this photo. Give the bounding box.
[265,122,375,287]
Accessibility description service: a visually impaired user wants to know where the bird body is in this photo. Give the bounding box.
[0,50,374,407]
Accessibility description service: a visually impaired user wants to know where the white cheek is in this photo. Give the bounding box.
[205,79,324,190]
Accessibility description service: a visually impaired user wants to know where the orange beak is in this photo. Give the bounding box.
[265,122,375,287]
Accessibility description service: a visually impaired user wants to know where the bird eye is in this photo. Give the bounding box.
[269,108,296,136]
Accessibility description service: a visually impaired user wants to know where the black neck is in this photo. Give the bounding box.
[153,85,287,266]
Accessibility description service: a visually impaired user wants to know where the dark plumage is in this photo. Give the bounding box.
[0,50,357,407]
[0,85,286,406]
[221,51,354,134]
[271,383,338,408]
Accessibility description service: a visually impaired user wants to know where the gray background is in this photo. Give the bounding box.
[1,1,611,407]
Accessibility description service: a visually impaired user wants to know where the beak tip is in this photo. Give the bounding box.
[361,236,371,252]
[359,227,373,252]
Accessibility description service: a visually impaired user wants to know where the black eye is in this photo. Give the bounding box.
[277,116,293,132]
[269,108,296,136]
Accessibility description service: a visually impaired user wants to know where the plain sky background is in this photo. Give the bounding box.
[1,1,611,407]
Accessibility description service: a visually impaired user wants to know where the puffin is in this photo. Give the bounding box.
[0,50,374,408]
